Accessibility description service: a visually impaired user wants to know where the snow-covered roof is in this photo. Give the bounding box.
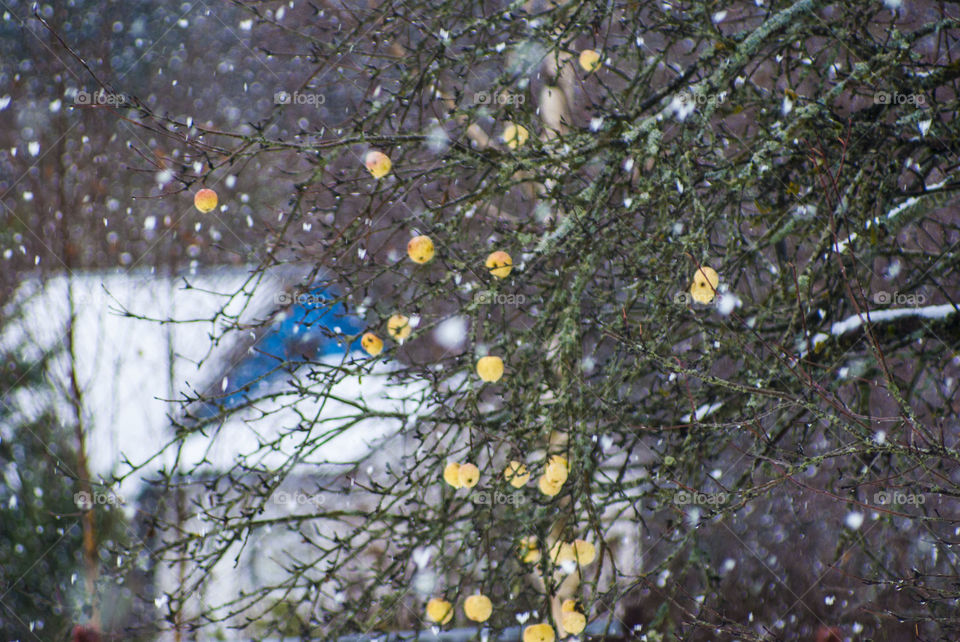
[5,266,427,501]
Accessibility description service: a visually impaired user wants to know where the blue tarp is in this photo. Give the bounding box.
[202,284,366,413]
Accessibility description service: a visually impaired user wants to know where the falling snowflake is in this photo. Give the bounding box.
[845,512,864,530]
[434,316,467,350]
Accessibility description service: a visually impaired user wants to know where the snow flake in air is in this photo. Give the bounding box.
[434,316,467,350]
[667,94,695,121]
[845,512,864,530]
[782,95,794,115]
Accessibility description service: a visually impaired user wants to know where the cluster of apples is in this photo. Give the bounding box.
[558,600,589,636]
[443,456,569,499]
[360,314,412,357]
[360,80,617,639]
[497,50,600,152]
[199,183,719,324]
[426,597,586,639]
[359,151,412,269]
[425,594,491,625]
[517,535,596,568]
[496,456,570,498]
[442,462,480,489]
[427,597,588,638]
[359,157,516,383]
[190,140,603,639]
[360,248,511,363]
[431,454,593,635]
[425,550,591,635]
[424,519,593,635]
[537,455,569,497]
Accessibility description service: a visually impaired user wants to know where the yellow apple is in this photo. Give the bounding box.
[407,235,435,264]
[194,188,218,213]
[502,123,529,149]
[504,460,530,488]
[443,462,463,488]
[520,536,541,563]
[364,150,392,179]
[426,598,453,624]
[561,611,586,635]
[550,541,576,564]
[360,332,383,356]
[485,250,513,278]
[573,539,596,564]
[463,594,492,622]
[387,314,412,341]
[458,462,480,488]
[689,266,720,303]
[476,355,504,382]
[538,475,563,497]
[544,455,569,485]
[579,49,602,72]
[522,623,556,642]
